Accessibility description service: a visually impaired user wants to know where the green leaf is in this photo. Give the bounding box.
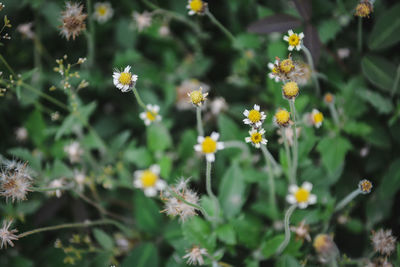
[368,3,400,50]
[218,163,248,219]
[218,114,243,141]
[55,114,75,140]
[39,2,61,29]
[361,55,400,94]
[7,148,41,171]
[343,121,372,137]
[121,243,159,267]
[133,192,162,234]
[216,224,237,245]
[233,34,261,50]
[182,217,215,251]
[147,123,172,152]
[316,136,352,174]
[25,110,46,147]
[124,146,153,168]
[357,89,393,114]
[232,214,263,249]
[260,234,285,259]
[276,255,301,267]
[318,19,342,44]
[93,228,114,251]
[50,160,73,179]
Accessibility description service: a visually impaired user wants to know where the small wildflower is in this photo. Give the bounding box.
[0,161,32,202]
[355,0,373,18]
[311,109,323,128]
[77,57,87,64]
[17,22,35,40]
[0,220,18,249]
[268,59,281,82]
[280,58,295,73]
[183,246,208,265]
[283,30,304,51]
[158,24,170,37]
[290,220,311,242]
[210,97,228,115]
[268,56,306,83]
[51,111,60,121]
[243,104,266,128]
[132,11,152,32]
[358,179,372,194]
[64,141,84,163]
[245,128,268,148]
[93,2,113,23]
[313,234,339,263]
[74,170,86,192]
[186,0,207,16]
[112,65,138,92]
[59,2,87,41]
[282,81,299,100]
[366,258,393,267]
[133,165,166,197]
[286,181,317,209]
[324,93,334,104]
[274,108,290,127]
[176,80,210,110]
[188,87,208,107]
[371,229,397,256]
[161,178,200,222]
[47,179,65,198]
[194,132,224,162]
[139,104,162,126]
[15,127,28,142]
[337,48,350,59]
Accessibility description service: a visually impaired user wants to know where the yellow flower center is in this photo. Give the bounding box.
[295,188,310,203]
[313,112,324,124]
[146,111,157,121]
[288,34,300,46]
[118,72,132,85]
[251,132,262,144]
[189,0,203,12]
[313,234,329,253]
[189,90,204,105]
[141,170,158,187]
[275,110,290,126]
[355,3,372,17]
[359,180,372,193]
[272,67,278,74]
[283,81,299,98]
[97,6,107,16]
[248,110,261,123]
[280,59,294,73]
[324,93,334,103]
[201,137,217,154]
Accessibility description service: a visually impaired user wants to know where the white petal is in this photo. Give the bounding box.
[289,184,298,194]
[144,119,151,126]
[299,32,304,39]
[124,65,131,72]
[188,10,195,15]
[245,137,251,143]
[308,194,317,204]
[296,45,301,51]
[155,179,166,190]
[133,170,143,179]
[217,142,224,150]
[243,118,251,125]
[153,105,160,112]
[274,77,280,82]
[255,143,261,148]
[206,153,215,162]
[254,104,260,111]
[298,202,308,209]
[197,136,205,143]
[283,35,289,41]
[288,46,294,51]
[259,128,265,134]
[243,109,249,116]
[144,187,157,197]
[139,112,146,119]
[210,132,220,141]
[194,144,202,152]
[268,73,275,79]
[268,63,274,69]
[146,104,152,110]
[288,29,294,36]
[261,139,267,145]
[286,194,296,204]
[133,178,142,188]
[150,165,160,175]
[132,74,138,81]
[302,181,313,191]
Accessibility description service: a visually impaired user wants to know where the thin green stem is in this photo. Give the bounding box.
[166,187,210,219]
[277,205,297,254]
[196,107,204,137]
[0,53,16,76]
[17,219,119,239]
[20,82,69,111]
[301,45,320,96]
[223,140,251,161]
[289,100,298,185]
[328,102,340,128]
[31,185,73,192]
[391,63,400,98]
[357,17,362,54]
[205,10,235,42]
[282,127,293,184]
[335,189,361,212]
[85,0,95,68]
[206,161,220,223]
[132,87,148,110]
[260,144,276,211]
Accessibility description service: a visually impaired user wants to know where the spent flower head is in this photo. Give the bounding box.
[139,104,162,126]
[282,81,299,100]
[313,234,339,263]
[355,0,373,18]
[286,181,317,209]
[243,104,266,128]
[324,93,335,104]
[187,0,207,16]
[113,65,138,92]
[188,87,208,107]
[358,179,373,194]
[283,30,304,51]
[194,132,224,162]
[371,229,397,256]
[290,220,311,242]
[17,22,35,40]
[93,2,113,23]
[245,128,268,149]
[183,246,208,265]
[59,2,87,41]
[133,165,166,197]
[47,178,66,198]
[0,160,32,203]
[64,141,84,163]
[0,220,18,249]
[132,11,152,32]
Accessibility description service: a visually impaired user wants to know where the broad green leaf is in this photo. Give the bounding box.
[121,243,159,267]
[39,2,61,29]
[216,224,237,245]
[357,89,393,114]
[7,148,41,171]
[343,121,372,137]
[147,123,172,152]
[50,159,73,179]
[316,136,352,174]
[232,214,263,249]
[233,34,261,50]
[218,114,243,141]
[318,19,342,44]
[368,3,400,50]
[276,255,301,267]
[25,110,46,147]
[93,228,114,251]
[182,217,216,251]
[260,234,285,259]
[124,146,153,168]
[133,192,163,234]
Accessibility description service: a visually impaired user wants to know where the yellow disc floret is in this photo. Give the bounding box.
[324,93,334,104]
[141,170,158,187]
[189,88,207,106]
[189,0,203,12]
[295,188,310,203]
[248,110,261,123]
[146,111,156,121]
[280,59,294,73]
[251,132,262,144]
[275,109,290,126]
[201,137,217,153]
[118,72,132,85]
[288,34,300,47]
[97,6,107,16]
[313,112,324,124]
[355,2,373,18]
[358,179,372,194]
[283,81,299,99]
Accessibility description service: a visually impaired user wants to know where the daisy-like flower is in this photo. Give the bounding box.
[176,79,210,110]
[290,220,311,242]
[183,246,208,265]
[274,108,290,127]
[243,104,266,128]
[358,179,373,194]
[0,220,18,249]
[186,0,207,16]
[59,2,87,41]
[371,229,397,256]
[245,128,267,148]
[355,0,373,18]
[139,104,162,126]
[64,141,84,163]
[188,87,208,107]
[194,132,224,162]
[282,81,299,100]
[132,11,152,32]
[311,109,324,128]
[210,97,228,115]
[268,59,281,82]
[0,161,32,203]
[283,30,304,51]
[133,165,166,197]
[113,65,138,92]
[93,2,113,23]
[286,181,317,209]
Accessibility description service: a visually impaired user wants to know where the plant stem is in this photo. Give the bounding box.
[196,107,204,137]
[335,189,361,212]
[206,161,220,223]
[301,45,320,96]
[282,127,293,184]
[166,187,210,219]
[17,219,119,239]
[357,17,362,54]
[277,205,297,254]
[21,82,69,111]
[31,185,73,192]
[328,102,340,128]
[223,140,251,162]
[205,9,235,42]
[85,0,95,68]
[132,86,148,110]
[0,53,16,76]
[289,100,298,185]
[260,144,276,211]
[391,63,400,98]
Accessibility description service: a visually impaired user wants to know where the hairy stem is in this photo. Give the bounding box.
[301,45,320,96]
[391,63,400,98]
[0,53,16,76]
[205,10,235,42]
[328,102,340,128]
[277,205,297,254]
[334,189,361,212]
[357,17,362,54]
[132,86,148,110]
[261,144,276,211]
[85,0,95,68]
[282,127,293,184]
[196,107,204,137]
[206,161,220,223]
[289,100,298,185]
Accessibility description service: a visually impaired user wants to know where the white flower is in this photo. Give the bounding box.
[186,0,207,16]
[268,59,280,82]
[47,179,65,198]
[132,11,152,32]
[286,181,317,209]
[311,109,324,128]
[93,2,113,23]
[283,30,304,51]
[113,65,138,92]
[245,128,267,148]
[15,127,28,142]
[0,161,32,203]
[158,24,170,37]
[183,246,208,265]
[194,132,224,162]
[176,79,210,110]
[74,170,86,192]
[0,220,18,249]
[139,104,162,126]
[17,22,35,40]
[133,165,166,197]
[64,141,84,163]
[210,97,228,115]
[243,104,267,128]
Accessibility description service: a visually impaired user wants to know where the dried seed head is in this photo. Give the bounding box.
[60,2,87,40]
[371,229,397,256]
[358,179,373,194]
[0,220,18,249]
[183,246,208,265]
[313,234,339,263]
[355,0,373,18]
[0,160,32,202]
